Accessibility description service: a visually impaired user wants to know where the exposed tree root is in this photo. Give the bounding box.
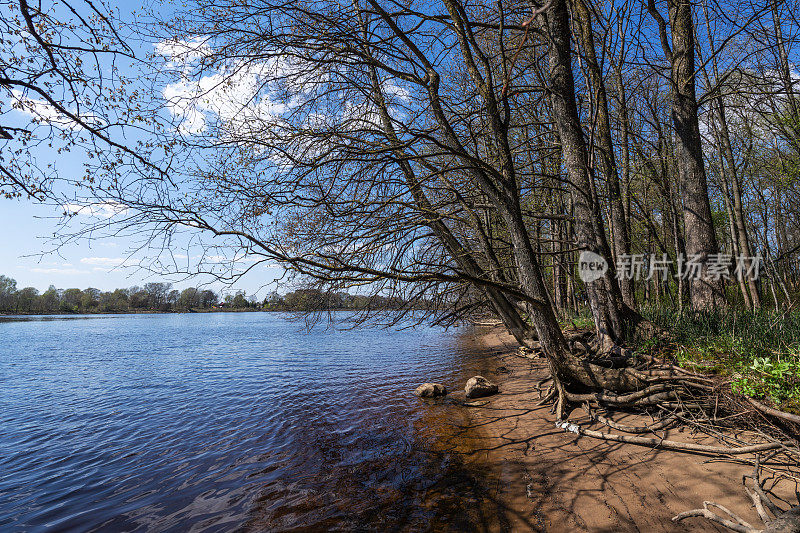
[674,456,800,532]
[591,413,679,434]
[527,326,800,530]
[564,383,678,406]
[554,419,787,456]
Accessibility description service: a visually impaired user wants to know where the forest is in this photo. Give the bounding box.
[0,275,406,313]
[0,275,255,312]
[3,0,800,527]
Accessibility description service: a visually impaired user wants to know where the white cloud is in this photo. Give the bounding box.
[31,267,90,275]
[63,202,128,219]
[154,38,411,175]
[9,89,101,131]
[155,38,321,136]
[154,37,212,70]
[80,257,126,267]
[160,60,290,135]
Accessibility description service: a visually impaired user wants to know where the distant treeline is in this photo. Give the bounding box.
[0,276,410,314]
[262,289,409,311]
[0,275,257,314]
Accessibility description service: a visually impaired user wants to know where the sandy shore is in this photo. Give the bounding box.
[443,327,799,532]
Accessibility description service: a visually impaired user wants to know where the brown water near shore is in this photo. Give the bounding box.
[451,327,800,532]
[240,326,525,532]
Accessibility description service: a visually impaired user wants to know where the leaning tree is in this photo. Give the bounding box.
[49,0,720,419]
[7,0,795,418]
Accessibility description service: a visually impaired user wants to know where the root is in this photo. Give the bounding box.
[541,338,715,427]
[674,454,800,533]
[537,383,556,405]
[535,376,552,392]
[564,383,678,406]
[554,420,787,456]
[519,326,800,531]
[553,377,568,421]
[591,413,679,434]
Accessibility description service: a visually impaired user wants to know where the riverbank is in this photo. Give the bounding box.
[449,327,799,532]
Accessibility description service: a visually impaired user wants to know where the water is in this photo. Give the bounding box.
[0,313,504,531]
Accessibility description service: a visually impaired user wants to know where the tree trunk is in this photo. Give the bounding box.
[572,0,634,310]
[614,60,636,308]
[714,98,761,308]
[666,0,726,310]
[544,0,625,348]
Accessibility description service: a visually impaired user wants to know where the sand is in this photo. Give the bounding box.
[443,327,800,532]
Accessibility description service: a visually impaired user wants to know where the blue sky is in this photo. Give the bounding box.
[0,1,293,296]
[0,196,285,295]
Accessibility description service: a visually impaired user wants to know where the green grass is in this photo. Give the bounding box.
[559,308,595,331]
[635,307,800,413]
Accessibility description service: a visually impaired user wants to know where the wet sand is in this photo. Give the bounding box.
[444,327,800,532]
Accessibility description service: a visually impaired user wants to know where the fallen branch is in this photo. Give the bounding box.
[555,420,786,455]
[674,454,800,532]
[748,398,800,425]
[673,502,757,533]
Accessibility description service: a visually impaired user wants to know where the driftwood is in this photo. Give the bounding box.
[674,456,800,532]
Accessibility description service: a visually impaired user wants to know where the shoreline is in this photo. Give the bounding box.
[0,308,261,316]
[452,327,798,532]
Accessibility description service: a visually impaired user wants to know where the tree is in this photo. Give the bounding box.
[128,288,150,309]
[231,291,248,308]
[166,289,180,308]
[144,282,172,310]
[199,289,218,308]
[263,291,283,310]
[15,286,38,312]
[646,0,726,310]
[0,274,17,311]
[178,287,200,309]
[39,285,60,312]
[61,288,82,312]
[0,0,165,199]
[80,287,100,311]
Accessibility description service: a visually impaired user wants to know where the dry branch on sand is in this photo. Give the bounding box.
[674,456,800,532]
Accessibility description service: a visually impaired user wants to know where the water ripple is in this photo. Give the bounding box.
[0,313,500,531]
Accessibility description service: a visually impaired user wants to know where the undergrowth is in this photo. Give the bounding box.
[559,308,594,331]
[636,308,800,414]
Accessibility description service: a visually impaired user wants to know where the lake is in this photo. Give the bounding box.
[0,312,505,531]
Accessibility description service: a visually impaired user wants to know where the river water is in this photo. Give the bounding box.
[0,313,506,532]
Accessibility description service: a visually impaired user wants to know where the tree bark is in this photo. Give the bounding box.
[572,0,634,310]
[659,0,727,309]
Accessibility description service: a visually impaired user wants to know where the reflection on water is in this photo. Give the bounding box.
[0,314,112,322]
[0,313,508,531]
